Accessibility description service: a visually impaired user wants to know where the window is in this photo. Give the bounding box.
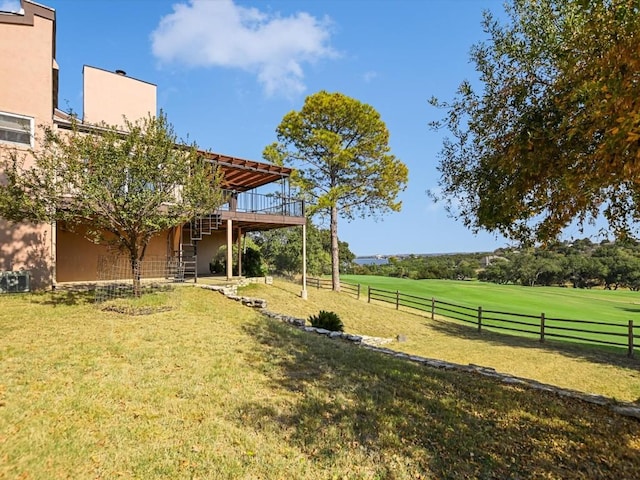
[0,112,33,147]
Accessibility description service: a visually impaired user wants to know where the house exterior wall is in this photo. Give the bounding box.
[53,67,158,284]
[197,232,227,275]
[0,4,55,130]
[56,225,170,282]
[0,1,56,289]
[83,66,156,127]
[0,221,53,287]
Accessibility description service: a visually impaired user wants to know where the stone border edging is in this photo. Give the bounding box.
[199,284,640,421]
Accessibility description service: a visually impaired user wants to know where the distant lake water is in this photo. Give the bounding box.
[354,257,389,266]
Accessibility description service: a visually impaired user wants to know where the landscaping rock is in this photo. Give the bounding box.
[611,406,640,420]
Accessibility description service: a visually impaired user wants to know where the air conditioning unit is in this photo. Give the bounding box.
[0,271,31,293]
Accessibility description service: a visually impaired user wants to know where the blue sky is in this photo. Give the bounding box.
[9,0,552,256]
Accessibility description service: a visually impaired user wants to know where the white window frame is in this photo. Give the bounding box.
[0,111,34,148]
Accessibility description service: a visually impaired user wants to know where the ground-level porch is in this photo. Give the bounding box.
[55,207,306,285]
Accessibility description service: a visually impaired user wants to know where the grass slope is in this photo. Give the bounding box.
[246,280,640,402]
[0,285,639,479]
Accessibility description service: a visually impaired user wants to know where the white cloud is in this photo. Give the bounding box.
[363,71,377,83]
[150,0,337,97]
[0,1,22,13]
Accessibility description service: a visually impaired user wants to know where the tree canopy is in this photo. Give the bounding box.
[250,222,355,278]
[0,113,223,282]
[265,90,408,290]
[430,0,640,244]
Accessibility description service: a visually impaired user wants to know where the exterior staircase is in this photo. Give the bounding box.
[177,213,222,282]
[189,213,222,241]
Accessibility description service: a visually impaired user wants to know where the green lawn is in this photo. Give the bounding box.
[341,275,640,321]
[1,284,639,479]
[341,275,640,352]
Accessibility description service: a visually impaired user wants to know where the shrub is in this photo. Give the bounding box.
[243,247,266,277]
[308,310,344,332]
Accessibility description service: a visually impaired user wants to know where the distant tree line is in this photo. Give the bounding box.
[354,253,485,281]
[354,238,640,290]
[480,239,640,290]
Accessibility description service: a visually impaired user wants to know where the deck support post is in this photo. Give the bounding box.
[226,219,233,280]
[236,227,242,277]
[300,222,308,300]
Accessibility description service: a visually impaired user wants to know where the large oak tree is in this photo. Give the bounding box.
[431,0,640,244]
[265,91,408,290]
[0,113,223,292]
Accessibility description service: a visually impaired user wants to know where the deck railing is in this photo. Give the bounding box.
[218,190,304,217]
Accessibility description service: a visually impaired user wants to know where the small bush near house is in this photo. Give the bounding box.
[308,310,344,332]
[243,246,266,277]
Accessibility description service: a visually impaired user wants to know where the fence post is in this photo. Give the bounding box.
[316,278,320,290]
[368,286,371,303]
[629,320,635,358]
[540,313,545,343]
[396,290,400,310]
[431,297,435,320]
[477,306,482,333]
[357,284,361,300]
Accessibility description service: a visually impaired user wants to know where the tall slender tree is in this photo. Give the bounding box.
[265,91,408,290]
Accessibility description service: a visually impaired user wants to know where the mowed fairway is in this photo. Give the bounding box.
[341,275,640,322]
[341,275,640,351]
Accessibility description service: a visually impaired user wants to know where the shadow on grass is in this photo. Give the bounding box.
[240,319,640,479]
[615,305,640,314]
[28,289,95,307]
[424,316,639,373]
[252,281,638,373]
[363,297,638,371]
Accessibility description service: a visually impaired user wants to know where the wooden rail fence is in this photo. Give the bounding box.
[307,277,361,299]
[307,278,638,357]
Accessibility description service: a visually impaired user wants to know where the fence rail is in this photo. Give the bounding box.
[307,278,638,357]
[307,277,361,299]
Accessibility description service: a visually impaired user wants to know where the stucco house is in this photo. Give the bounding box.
[0,0,306,290]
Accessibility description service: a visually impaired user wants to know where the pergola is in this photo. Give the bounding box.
[198,150,308,297]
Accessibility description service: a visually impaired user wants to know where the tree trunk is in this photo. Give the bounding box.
[330,205,340,292]
[131,255,141,297]
[130,240,146,298]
